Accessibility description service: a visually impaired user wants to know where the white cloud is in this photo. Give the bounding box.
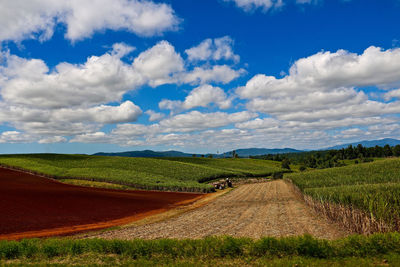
[224,0,323,12]
[133,41,184,87]
[38,136,67,144]
[52,101,142,124]
[70,132,110,143]
[111,43,136,58]
[0,131,34,143]
[0,50,144,109]
[158,84,232,113]
[145,110,165,122]
[235,117,280,129]
[223,0,283,12]
[237,46,400,123]
[185,36,240,62]
[111,123,158,137]
[384,89,400,101]
[0,0,180,42]
[159,99,183,112]
[182,85,232,109]
[14,121,99,137]
[182,65,245,85]
[159,111,257,132]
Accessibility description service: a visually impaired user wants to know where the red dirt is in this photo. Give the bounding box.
[0,167,204,240]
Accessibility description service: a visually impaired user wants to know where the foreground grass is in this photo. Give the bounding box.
[287,158,400,232]
[3,253,399,266]
[0,154,284,192]
[2,234,400,266]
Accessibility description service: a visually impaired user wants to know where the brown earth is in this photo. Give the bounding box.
[89,180,347,240]
[0,167,204,240]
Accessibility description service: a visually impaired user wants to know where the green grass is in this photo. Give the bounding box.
[0,154,284,192]
[160,157,286,181]
[287,158,400,190]
[2,234,400,266]
[287,158,400,230]
[4,254,395,267]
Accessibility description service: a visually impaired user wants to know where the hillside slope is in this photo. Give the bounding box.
[0,154,285,192]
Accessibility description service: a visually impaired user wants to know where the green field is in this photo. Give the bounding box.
[287,158,400,231]
[2,234,400,266]
[0,154,284,192]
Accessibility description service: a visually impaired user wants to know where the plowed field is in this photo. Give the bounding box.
[91,180,347,240]
[0,167,204,240]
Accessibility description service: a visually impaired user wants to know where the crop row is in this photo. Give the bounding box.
[287,158,400,233]
[0,154,284,192]
[287,158,400,190]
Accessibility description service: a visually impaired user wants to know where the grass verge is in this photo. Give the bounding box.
[2,234,400,265]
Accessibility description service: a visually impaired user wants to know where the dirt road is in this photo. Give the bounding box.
[91,180,346,240]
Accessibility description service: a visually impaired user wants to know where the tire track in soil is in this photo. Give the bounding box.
[88,180,347,240]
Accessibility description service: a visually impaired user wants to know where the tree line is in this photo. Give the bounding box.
[252,144,400,170]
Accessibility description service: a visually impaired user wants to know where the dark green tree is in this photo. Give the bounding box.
[281,158,291,170]
[383,144,393,157]
[393,145,400,157]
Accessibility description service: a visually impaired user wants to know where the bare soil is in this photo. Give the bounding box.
[90,180,347,240]
[0,167,204,240]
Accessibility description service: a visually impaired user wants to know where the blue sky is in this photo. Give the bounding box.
[1,0,400,154]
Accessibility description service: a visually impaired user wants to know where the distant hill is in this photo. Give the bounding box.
[324,138,400,150]
[94,147,303,158]
[222,148,302,157]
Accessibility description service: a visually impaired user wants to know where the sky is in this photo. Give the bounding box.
[0,0,400,154]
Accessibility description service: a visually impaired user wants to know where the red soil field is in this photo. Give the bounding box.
[0,167,204,240]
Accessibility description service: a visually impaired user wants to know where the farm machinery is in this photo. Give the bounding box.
[212,178,233,190]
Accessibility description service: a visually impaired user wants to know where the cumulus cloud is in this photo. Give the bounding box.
[38,136,67,144]
[0,131,34,143]
[52,101,142,124]
[159,99,183,112]
[145,110,165,122]
[185,36,240,62]
[182,65,245,85]
[237,46,400,123]
[132,41,184,87]
[111,43,136,58]
[223,0,323,12]
[70,132,110,143]
[0,50,143,109]
[384,89,400,101]
[158,85,232,113]
[0,38,247,144]
[182,85,232,109]
[159,111,257,132]
[223,0,283,12]
[0,0,180,42]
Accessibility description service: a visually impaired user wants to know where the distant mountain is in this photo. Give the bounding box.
[324,138,400,150]
[94,147,303,158]
[222,148,303,157]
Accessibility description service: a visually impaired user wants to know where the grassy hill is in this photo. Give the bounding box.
[287,158,400,232]
[0,154,285,193]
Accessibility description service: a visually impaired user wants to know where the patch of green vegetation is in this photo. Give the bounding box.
[160,157,286,180]
[1,234,400,266]
[0,154,284,192]
[3,253,398,266]
[59,179,137,190]
[287,158,400,189]
[287,158,400,230]
[304,183,400,227]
